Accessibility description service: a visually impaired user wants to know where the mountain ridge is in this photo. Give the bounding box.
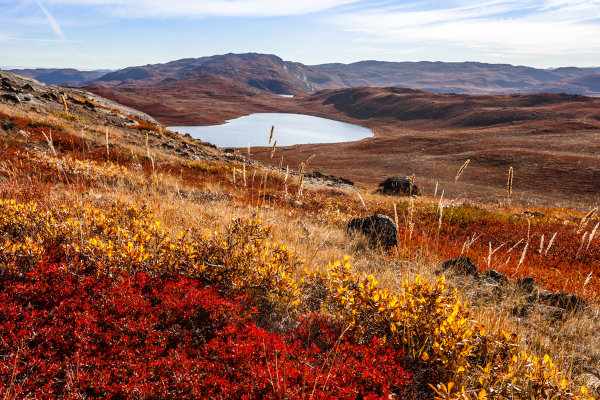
[13,53,600,96]
[84,53,600,96]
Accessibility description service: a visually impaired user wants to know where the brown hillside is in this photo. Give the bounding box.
[85,76,600,208]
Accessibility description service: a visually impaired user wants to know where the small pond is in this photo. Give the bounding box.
[169,113,372,148]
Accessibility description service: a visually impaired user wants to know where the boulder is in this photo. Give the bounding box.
[440,256,478,276]
[377,176,420,196]
[1,93,20,103]
[347,214,397,249]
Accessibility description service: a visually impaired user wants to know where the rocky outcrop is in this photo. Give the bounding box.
[0,70,160,127]
[438,257,588,320]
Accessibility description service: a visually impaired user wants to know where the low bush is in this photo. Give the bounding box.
[0,264,414,399]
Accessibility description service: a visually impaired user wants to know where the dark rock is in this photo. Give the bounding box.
[1,119,14,131]
[516,277,537,294]
[484,269,509,285]
[260,193,277,201]
[1,93,20,103]
[440,256,478,276]
[377,176,419,196]
[41,92,59,102]
[529,290,588,314]
[1,77,16,91]
[22,83,35,92]
[347,214,397,249]
[522,211,544,218]
[223,148,235,154]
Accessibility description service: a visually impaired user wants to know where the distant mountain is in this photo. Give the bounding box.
[87,53,600,96]
[94,53,330,94]
[8,68,112,86]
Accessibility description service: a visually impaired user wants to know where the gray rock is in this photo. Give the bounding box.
[440,256,478,276]
[377,176,420,196]
[347,214,397,249]
[1,93,20,103]
[516,277,537,294]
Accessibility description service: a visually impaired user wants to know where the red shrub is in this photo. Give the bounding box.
[0,263,415,399]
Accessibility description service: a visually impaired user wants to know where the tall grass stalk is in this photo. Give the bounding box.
[587,222,599,250]
[60,94,69,113]
[515,242,528,275]
[242,164,247,187]
[545,232,557,255]
[578,207,597,233]
[507,166,514,204]
[270,140,277,159]
[455,159,470,182]
[105,127,109,159]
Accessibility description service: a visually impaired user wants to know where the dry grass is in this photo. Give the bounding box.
[1,100,599,397]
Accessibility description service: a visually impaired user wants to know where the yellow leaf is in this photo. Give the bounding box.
[543,354,550,364]
[421,352,429,361]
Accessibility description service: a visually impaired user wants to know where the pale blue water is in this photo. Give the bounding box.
[169,113,372,147]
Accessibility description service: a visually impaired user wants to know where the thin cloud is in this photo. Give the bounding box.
[36,0,65,40]
[35,0,361,18]
[331,1,600,58]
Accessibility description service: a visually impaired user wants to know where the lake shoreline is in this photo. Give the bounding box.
[169,112,373,148]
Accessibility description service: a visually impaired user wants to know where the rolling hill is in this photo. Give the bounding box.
[87,53,600,96]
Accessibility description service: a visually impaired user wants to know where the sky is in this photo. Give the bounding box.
[1,0,599,70]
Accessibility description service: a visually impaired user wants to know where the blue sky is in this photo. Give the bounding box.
[1,0,599,70]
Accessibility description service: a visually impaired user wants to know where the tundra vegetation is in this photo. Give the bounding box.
[0,97,598,399]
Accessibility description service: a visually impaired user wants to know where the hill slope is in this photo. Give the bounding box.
[89,53,600,96]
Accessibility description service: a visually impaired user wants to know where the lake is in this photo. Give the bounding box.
[169,113,372,148]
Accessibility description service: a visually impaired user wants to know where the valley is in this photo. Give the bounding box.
[80,56,600,209]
